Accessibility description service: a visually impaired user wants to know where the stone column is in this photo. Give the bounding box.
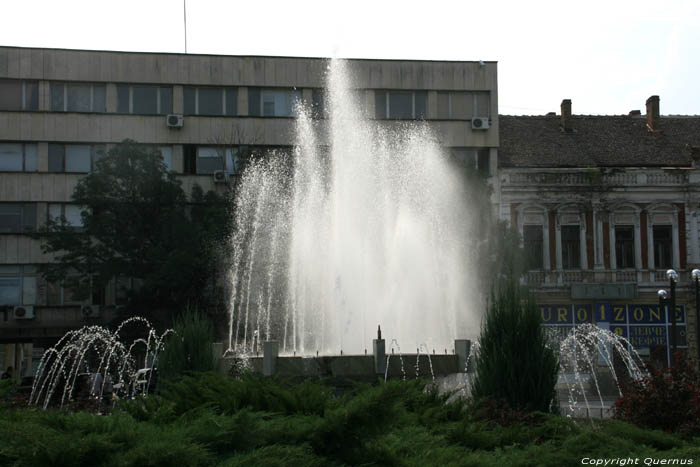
[263,341,278,377]
[455,339,472,373]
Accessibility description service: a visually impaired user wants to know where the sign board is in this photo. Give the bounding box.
[540,303,687,352]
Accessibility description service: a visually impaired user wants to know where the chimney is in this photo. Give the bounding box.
[560,99,572,132]
[646,95,660,134]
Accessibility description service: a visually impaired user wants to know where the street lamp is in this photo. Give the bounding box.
[693,269,700,361]
[667,269,679,359]
[658,289,670,367]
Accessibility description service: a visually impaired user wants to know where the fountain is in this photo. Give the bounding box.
[29,317,172,409]
[228,59,483,356]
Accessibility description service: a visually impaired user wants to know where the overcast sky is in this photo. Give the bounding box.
[2,0,698,115]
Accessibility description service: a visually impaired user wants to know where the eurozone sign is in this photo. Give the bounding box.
[540,303,688,349]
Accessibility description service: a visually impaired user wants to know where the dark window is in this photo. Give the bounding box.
[183,145,197,175]
[615,226,635,269]
[561,225,581,269]
[183,87,236,116]
[50,83,106,112]
[0,204,36,233]
[477,150,490,176]
[0,143,37,172]
[653,225,673,269]
[132,86,158,114]
[160,87,173,115]
[436,91,490,119]
[248,88,261,116]
[196,147,225,174]
[312,89,327,119]
[117,85,173,114]
[199,88,222,115]
[117,85,130,113]
[184,87,196,115]
[375,90,427,119]
[48,144,103,173]
[523,225,543,270]
[0,266,37,306]
[0,79,38,111]
[225,88,237,116]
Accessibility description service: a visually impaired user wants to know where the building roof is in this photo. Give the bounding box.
[498,115,700,168]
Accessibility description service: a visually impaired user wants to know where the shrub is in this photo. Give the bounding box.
[471,279,559,413]
[613,353,700,435]
[158,312,215,382]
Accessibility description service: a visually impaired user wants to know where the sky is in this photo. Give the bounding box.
[2,0,699,115]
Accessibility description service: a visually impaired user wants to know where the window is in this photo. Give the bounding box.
[561,225,581,269]
[48,144,104,173]
[50,83,106,112]
[0,79,38,111]
[195,146,240,174]
[311,89,327,119]
[47,275,93,306]
[248,88,301,117]
[653,225,672,269]
[116,85,173,115]
[0,143,37,172]
[437,91,490,119]
[48,204,84,227]
[375,90,427,119]
[449,148,490,176]
[183,86,237,116]
[0,265,37,306]
[615,226,635,269]
[0,204,36,233]
[523,225,544,270]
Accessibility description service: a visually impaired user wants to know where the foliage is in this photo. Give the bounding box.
[1,376,698,466]
[471,279,559,413]
[613,353,700,435]
[158,312,216,382]
[37,140,234,323]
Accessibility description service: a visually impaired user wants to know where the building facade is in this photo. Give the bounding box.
[0,46,499,377]
[499,98,700,366]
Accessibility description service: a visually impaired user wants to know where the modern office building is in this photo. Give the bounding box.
[499,98,700,366]
[0,46,499,377]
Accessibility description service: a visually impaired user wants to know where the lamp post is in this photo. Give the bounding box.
[658,289,670,367]
[693,269,700,361]
[667,269,679,360]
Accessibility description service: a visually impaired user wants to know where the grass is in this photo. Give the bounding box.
[0,372,698,466]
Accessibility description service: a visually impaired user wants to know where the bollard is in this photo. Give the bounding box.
[373,325,386,374]
[455,339,472,373]
[211,342,224,372]
[263,341,279,377]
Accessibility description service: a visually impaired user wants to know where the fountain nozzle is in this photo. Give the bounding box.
[377,325,382,340]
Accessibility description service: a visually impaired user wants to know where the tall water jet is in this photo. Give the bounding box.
[229,60,483,355]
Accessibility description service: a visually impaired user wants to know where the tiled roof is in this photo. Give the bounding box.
[498,115,700,168]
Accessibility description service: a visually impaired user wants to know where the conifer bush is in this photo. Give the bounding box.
[471,280,559,413]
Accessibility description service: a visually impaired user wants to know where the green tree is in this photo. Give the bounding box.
[158,311,215,382]
[39,140,233,326]
[471,279,559,413]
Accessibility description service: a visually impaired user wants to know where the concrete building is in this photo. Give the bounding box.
[0,46,499,377]
[499,98,700,367]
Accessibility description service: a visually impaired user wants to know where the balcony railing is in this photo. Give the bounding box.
[523,268,694,287]
[503,169,689,187]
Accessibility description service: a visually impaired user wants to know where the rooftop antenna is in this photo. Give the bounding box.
[183,0,188,53]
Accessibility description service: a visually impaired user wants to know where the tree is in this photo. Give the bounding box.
[471,279,559,413]
[39,140,233,326]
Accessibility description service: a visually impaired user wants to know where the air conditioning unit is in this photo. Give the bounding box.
[166,114,184,128]
[81,304,101,318]
[213,170,229,184]
[471,117,490,130]
[13,306,35,320]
